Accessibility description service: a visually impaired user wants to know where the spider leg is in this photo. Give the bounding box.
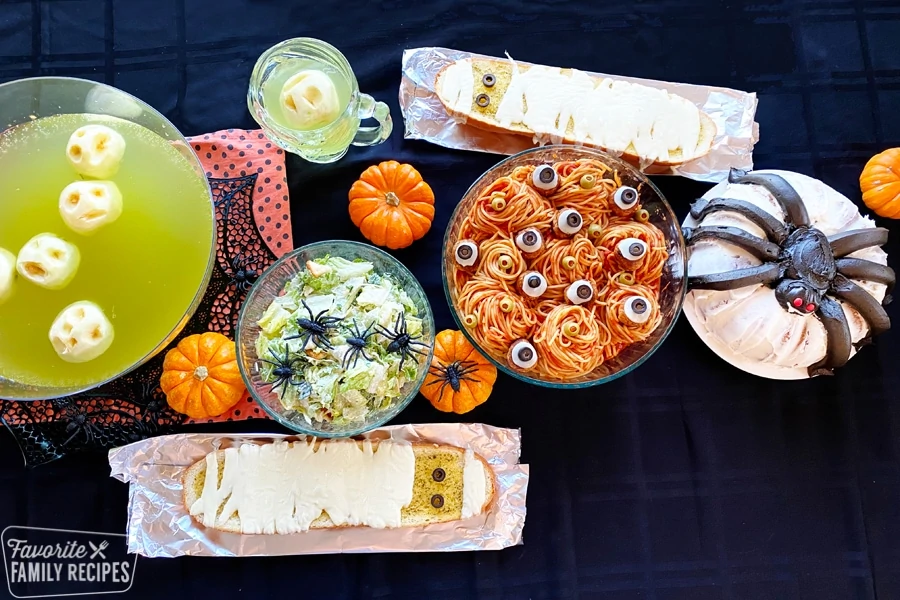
[342,347,357,370]
[360,348,374,363]
[62,428,82,447]
[807,295,852,377]
[727,168,810,227]
[301,300,314,319]
[436,380,451,401]
[830,274,891,337]
[683,226,780,261]
[690,197,788,243]
[828,228,890,258]
[688,263,783,291]
[835,257,895,298]
[406,345,429,357]
[270,377,287,395]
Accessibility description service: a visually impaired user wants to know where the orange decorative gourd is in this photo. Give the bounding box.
[860,148,900,219]
[160,332,246,419]
[348,161,435,249]
[421,329,497,414]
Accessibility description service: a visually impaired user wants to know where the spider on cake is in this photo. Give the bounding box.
[683,168,894,378]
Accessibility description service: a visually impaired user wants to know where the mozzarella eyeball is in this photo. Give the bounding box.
[0,248,17,305]
[617,238,648,261]
[565,279,594,305]
[515,228,544,253]
[613,185,639,210]
[508,339,538,370]
[454,240,478,267]
[59,180,123,235]
[556,209,583,235]
[49,301,115,363]
[623,296,651,324]
[532,165,559,193]
[16,234,81,290]
[66,124,126,179]
[520,271,547,298]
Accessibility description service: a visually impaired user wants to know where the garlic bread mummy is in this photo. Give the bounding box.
[66,124,126,179]
[16,233,81,290]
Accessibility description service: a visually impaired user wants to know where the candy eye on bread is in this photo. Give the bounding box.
[435,54,717,167]
[182,439,495,535]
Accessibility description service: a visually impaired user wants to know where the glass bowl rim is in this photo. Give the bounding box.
[0,75,215,401]
[440,145,688,389]
[235,239,436,437]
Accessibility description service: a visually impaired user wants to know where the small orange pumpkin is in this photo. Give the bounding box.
[160,332,246,419]
[860,148,900,219]
[348,161,435,249]
[421,329,497,414]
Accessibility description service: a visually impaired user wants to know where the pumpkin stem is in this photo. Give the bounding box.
[385,191,400,207]
[193,365,209,382]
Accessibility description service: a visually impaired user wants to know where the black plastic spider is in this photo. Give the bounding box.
[426,360,480,400]
[229,252,258,292]
[55,401,104,447]
[259,346,308,399]
[375,311,430,370]
[686,168,895,376]
[285,300,343,350]
[342,320,376,370]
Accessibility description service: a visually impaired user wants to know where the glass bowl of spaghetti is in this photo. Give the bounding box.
[442,146,687,388]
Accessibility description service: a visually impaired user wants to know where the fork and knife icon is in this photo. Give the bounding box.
[88,540,109,560]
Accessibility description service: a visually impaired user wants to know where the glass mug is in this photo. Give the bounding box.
[248,38,392,164]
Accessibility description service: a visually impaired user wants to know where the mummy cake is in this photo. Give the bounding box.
[682,168,894,379]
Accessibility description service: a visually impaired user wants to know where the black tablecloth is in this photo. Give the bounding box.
[2,1,900,598]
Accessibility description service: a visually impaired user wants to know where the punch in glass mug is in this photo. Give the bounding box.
[248,38,392,164]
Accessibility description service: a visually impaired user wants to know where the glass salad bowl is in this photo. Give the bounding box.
[0,77,215,401]
[236,240,435,437]
[442,146,687,389]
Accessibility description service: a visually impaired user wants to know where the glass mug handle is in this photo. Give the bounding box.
[352,93,392,147]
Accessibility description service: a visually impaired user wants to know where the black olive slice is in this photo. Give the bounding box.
[482,73,496,87]
[431,494,445,509]
[476,94,490,108]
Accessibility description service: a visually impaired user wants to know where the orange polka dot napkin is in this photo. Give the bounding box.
[184,128,292,424]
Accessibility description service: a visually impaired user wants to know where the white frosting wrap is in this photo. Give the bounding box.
[684,170,888,378]
[462,447,487,519]
[190,440,417,534]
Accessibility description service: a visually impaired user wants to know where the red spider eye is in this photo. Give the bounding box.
[805,303,816,313]
[792,298,804,308]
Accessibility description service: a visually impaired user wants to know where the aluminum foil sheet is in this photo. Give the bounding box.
[399,47,759,183]
[108,423,528,557]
